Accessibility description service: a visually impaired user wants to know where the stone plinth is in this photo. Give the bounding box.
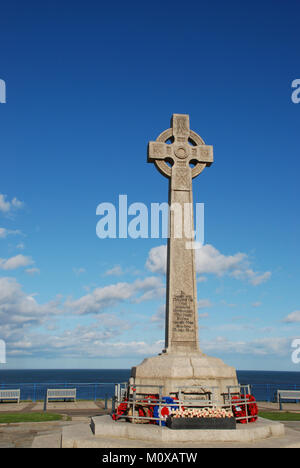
[82,415,285,446]
[131,352,238,400]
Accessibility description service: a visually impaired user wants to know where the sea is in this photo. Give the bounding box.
[0,369,300,402]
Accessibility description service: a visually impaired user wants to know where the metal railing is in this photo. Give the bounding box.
[0,381,299,403]
[0,382,116,402]
[113,383,257,425]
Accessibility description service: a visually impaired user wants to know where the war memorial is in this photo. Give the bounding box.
[61,115,287,447]
[131,113,238,398]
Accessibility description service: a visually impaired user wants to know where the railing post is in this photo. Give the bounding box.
[43,390,47,412]
[158,386,162,427]
[112,395,116,414]
[279,392,282,411]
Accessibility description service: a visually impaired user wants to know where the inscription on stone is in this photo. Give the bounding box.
[172,291,194,334]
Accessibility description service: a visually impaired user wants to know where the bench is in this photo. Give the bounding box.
[46,388,76,404]
[277,390,300,410]
[0,389,20,403]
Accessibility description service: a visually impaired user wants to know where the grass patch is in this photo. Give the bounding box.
[259,411,300,421]
[0,412,63,424]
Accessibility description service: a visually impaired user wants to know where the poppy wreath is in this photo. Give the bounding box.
[231,394,258,423]
[112,398,128,420]
[142,394,158,424]
[231,395,247,423]
[245,394,258,422]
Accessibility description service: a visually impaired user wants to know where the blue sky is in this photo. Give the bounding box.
[0,0,299,370]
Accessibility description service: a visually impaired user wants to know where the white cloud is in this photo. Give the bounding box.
[202,336,290,357]
[0,275,291,362]
[283,310,300,323]
[0,195,11,212]
[197,276,207,283]
[65,276,164,315]
[195,244,246,276]
[0,228,22,238]
[151,305,165,323]
[25,267,40,276]
[104,265,123,276]
[220,300,236,308]
[0,254,34,270]
[0,277,60,336]
[0,194,24,214]
[231,269,271,286]
[5,316,163,360]
[146,244,271,286]
[11,197,24,209]
[145,245,166,274]
[73,267,86,276]
[198,299,212,309]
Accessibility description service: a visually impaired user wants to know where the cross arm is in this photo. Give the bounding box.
[147,141,171,162]
[190,145,213,166]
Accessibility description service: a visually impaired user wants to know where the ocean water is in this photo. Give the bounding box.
[0,369,299,401]
[0,368,131,385]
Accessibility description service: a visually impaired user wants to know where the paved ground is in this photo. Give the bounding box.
[0,420,79,448]
[0,400,111,417]
[0,401,299,448]
[257,402,300,412]
[0,401,109,447]
[0,417,299,448]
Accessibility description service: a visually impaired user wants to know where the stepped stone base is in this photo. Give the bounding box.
[131,352,238,401]
[60,416,287,447]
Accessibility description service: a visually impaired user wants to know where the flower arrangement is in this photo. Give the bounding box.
[231,394,258,423]
[170,407,234,419]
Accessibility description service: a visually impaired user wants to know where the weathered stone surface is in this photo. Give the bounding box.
[131,352,237,398]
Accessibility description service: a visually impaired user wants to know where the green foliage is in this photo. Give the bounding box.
[259,411,300,421]
[0,412,63,424]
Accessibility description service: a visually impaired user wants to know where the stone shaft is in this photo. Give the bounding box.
[148,114,213,353]
[165,171,199,353]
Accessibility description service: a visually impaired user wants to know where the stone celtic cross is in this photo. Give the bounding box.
[148,114,213,354]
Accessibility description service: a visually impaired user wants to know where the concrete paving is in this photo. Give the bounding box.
[60,419,300,448]
[33,401,101,411]
[0,416,299,448]
[0,420,77,448]
[257,402,300,412]
[0,400,108,412]
[0,400,299,448]
[62,415,285,447]
[0,403,30,413]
